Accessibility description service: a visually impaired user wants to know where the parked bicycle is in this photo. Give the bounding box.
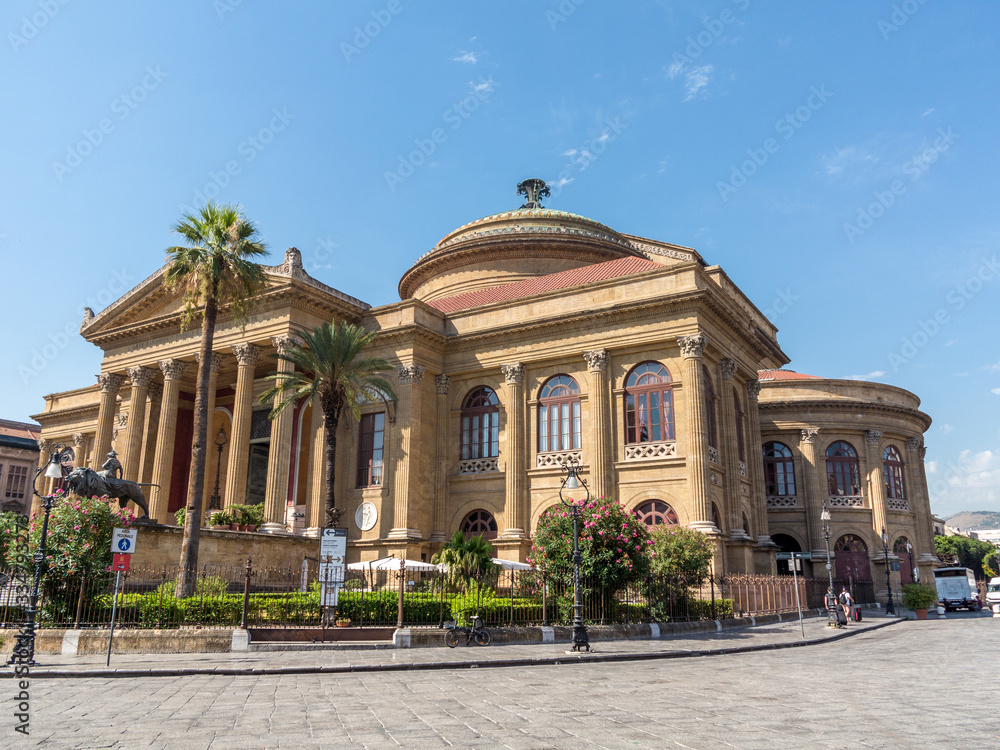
[445,612,492,647]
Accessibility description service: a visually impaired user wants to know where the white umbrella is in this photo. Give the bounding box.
[347,556,438,572]
[492,558,532,571]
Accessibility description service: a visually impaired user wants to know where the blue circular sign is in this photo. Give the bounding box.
[117,538,131,551]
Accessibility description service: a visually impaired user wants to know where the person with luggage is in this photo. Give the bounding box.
[839,588,853,622]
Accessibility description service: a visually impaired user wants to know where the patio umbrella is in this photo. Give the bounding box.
[492,558,532,571]
[347,557,438,572]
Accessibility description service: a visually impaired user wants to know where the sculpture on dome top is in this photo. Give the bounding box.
[517,178,550,209]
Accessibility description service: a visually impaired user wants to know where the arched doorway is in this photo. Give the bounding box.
[894,536,914,586]
[834,534,872,582]
[771,533,802,576]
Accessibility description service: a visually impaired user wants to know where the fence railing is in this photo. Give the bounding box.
[0,562,878,632]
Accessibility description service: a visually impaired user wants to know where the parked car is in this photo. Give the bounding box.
[986,577,1000,607]
[933,567,982,611]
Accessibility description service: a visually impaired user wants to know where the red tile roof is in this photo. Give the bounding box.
[757,369,822,382]
[428,256,662,313]
[0,419,41,441]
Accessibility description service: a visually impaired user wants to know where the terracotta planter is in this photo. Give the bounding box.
[211,524,229,531]
[915,609,928,620]
[237,524,248,531]
[229,524,241,531]
[245,525,257,533]
[336,622,351,628]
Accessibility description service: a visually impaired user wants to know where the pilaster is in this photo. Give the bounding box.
[430,373,450,542]
[500,362,526,539]
[584,350,613,501]
[304,400,326,538]
[387,363,426,540]
[865,429,888,537]
[798,428,825,558]
[677,334,716,534]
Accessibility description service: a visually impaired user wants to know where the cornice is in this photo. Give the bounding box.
[758,399,932,431]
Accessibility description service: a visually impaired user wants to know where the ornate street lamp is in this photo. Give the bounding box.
[820,501,839,628]
[208,427,228,513]
[6,443,71,666]
[881,528,896,616]
[558,457,590,652]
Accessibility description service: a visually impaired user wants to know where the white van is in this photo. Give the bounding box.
[933,567,981,611]
[987,577,1000,607]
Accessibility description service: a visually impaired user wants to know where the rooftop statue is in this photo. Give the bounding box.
[517,178,550,209]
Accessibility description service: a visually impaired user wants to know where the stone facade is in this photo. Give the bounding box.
[31,186,939,577]
[0,419,42,515]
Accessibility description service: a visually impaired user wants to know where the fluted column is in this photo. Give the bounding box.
[500,362,526,538]
[907,439,938,563]
[197,353,223,523]
[93,373,124,467]
[430,373,450,542]
[798,428,825,558]
[718,358,746,538]
[865,429,888,537]
[150,359,188,523]
[387,363,426,540]
[262,336,298,534]
[584,350,613,501]
[122,367,155,482]
[304,401,326,537]
[745,380,771,546]
[678,335,715,533]
[225,343,260,509]
[72,432,88,470]
[139,383,162,485]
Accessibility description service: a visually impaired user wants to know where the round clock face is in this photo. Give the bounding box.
[355,501,377,531]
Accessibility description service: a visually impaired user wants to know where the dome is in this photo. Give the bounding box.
[398,181,643,303]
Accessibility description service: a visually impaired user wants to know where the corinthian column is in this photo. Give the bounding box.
[305,400,326,538]
[745,380,771,546]
[72,432,88,470]
[798,428,825,558]
[387,363,426,540]
[93,373,124,466]
[150,359,188,523]
[678,334,715,533]
[197,352,223,522]
[583,350,613,501]
[430,373,450,542]
[909,442,938,563]
[718,358,745,538]
[500,362,526,538]
[865,429,888,536]
[262,336,299,534]
[225,343,259,509]
[139,383,162,485]
[122,367,155,482]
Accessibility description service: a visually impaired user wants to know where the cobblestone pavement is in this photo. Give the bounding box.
[8,616,1000,749]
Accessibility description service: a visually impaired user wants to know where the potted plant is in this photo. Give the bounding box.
[208,510,232,530]
[241,503,264,532]
[901,583,938,620]
[335,617,351,628]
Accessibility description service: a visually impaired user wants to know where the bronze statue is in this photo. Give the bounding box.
[100,450,123,479]
[64,467,155,522]
[517,178,550,209]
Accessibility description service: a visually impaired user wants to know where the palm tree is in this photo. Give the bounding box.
[165,203,268,597]
[259,321,395,529]
[431,531,498,590]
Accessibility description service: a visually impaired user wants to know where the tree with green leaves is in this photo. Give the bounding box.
[933,534,997,579]
[648,525,714,587]
[431,531,497,589]
[259,321,395,528]
[165,202,268,597]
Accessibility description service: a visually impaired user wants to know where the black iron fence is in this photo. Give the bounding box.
[0,562,878,631]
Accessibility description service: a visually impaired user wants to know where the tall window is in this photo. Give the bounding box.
[356,413,385,488]
[883,445,906,499]
[461,387,500,460]
[826,441,861,496]
[703,365,718,450]
[625,362,675,444]
[4,465,28,499]
[733,388,745,461]
[763,442,796,496]
[538,375,581,452]
[461,509,498,540]
[634,500,679,527]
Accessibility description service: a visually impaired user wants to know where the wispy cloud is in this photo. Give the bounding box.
[822,145,880,176]
[940,424,954,434]
[552,176,574,189]
[452,51,478,64]
[991,387,1000,396]
[921,108,936,118]
[666,61,714,102]
[469,77,494,95]
[843,370,886,381]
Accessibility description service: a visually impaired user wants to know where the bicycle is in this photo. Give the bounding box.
[444,613,492,647]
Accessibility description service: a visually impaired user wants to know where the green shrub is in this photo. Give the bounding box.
[901,583,938,610]
[174,508,186,527]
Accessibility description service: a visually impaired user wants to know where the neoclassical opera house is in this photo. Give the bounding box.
[33,181,940,581]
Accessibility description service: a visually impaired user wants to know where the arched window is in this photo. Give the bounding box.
[703,365,718,451]
[826,441,861,496]
[461,387,499,460]
[763,442,796,496]
[883,445,906,499]
[460,509,498,541]
[624,362,675,444]
[733,388,745,461]
[538,375,581,453]
[771,533,802,576]
[634,500,679,527]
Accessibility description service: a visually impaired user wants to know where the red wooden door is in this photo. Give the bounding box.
[834,535,872,582]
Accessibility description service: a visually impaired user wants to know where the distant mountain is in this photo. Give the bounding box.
[943,511,1000,530]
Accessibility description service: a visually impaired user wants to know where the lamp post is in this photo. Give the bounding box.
[881,527,896,616]
[558,457,590,652]
[820,501,839,628]
[208,427,228,513]
[6,444,71,666]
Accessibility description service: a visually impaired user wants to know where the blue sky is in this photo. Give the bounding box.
[2,1,998,517]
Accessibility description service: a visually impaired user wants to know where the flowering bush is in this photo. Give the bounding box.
[648,525,715,587]
[25,492,135,579]
[528,496,651,591]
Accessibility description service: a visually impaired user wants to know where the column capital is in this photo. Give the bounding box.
[800,427,820,445]
[906,437,921,451]
[918,446,927,459]
[865,429,883,446]
[434,373,450,394]
[677,333,708,359]
[272,334,303,355]
[232,343,261,367]
[501,362,525,385]
[720,358,737,381]
[127,366,155,388]
[746,379,761,401]
[396,363,426,385]
[583,349,609,372]
[97,373,125,393]
[195,352,224,372]
[36,438,48,452]
[159,359,189,381]
[72,432,86,448]
[147,382,163,402]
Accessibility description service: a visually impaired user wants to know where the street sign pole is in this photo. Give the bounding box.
[791,553,805,637]
[106,570,122,667]
[107,527,137,665]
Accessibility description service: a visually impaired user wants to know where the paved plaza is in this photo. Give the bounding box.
[7,615,1000,749]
